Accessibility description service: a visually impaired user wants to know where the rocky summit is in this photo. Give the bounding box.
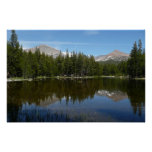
[24,45,61,58]
[95,50,129,62]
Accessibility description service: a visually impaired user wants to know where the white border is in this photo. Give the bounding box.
[0,0,152,152]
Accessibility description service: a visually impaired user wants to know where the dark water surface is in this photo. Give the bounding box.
[7,78,145,122]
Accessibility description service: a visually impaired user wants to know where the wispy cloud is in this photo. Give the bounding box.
[20,40,88,46]
[20,40,131,50]
[84,31,100,35]
[20,40,89,50]
[20,40,131,47]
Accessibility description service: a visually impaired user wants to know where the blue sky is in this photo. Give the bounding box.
[7,30,145,56]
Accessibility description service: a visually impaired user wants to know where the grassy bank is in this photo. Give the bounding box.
[7,75,145,82]
[134,77,145,80]
[7,76,100,81]
[7,76,51,82]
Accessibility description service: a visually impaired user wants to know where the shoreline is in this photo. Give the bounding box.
[7,76,145,82]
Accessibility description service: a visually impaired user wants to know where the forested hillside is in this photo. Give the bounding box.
[7,30,145,79]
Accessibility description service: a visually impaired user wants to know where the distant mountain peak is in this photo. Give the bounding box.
[113,50,121,53]
[95,50,129,62]
[38,44,48,47]
[113,49,120,52]
[107,50,129,57]
[24,45,60,58]
[111,49,128,55]
[37,44,57,49]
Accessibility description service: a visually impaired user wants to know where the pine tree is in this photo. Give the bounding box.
[127,40,145,78]
[56,52,64,76]
[127,41,138,78]
[7,30,23,77]
[8,31,144,79]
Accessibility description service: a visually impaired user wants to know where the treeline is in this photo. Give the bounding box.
[100,61,128,76]
[7,30,103,78]
[7,30,145,78]
[127,40,145,78]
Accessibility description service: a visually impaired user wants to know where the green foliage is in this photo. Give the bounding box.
[7,31,145,79]
[7,30,23,77]
[127,40,145,78]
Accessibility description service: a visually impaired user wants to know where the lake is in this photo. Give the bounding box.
[7,78,145,122]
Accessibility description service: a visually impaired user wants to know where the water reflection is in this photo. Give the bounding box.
[7,78,145,122]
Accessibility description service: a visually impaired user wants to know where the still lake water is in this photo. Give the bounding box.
[7,78,145,122]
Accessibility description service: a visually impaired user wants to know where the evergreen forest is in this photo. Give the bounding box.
[7,30,145,79]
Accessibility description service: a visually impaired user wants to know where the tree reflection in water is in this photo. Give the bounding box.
[7,78,145,122]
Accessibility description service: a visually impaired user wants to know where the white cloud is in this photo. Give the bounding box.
[19,40,88,46]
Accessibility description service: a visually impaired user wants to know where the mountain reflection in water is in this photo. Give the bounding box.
[7,78,145,122]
